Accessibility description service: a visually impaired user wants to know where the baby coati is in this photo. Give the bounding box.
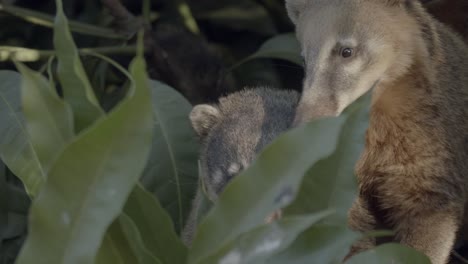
[181,87,299,245]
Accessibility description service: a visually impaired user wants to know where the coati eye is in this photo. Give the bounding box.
[341,48,354,58]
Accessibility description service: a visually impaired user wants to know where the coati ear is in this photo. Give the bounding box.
[189,104,221,139]
[285,0,308,25]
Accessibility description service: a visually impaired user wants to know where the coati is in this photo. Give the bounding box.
[181,87,299,246]
[285,0,468,263]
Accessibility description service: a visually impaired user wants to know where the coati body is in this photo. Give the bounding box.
[285,0,468,263]
[181,88,299,245]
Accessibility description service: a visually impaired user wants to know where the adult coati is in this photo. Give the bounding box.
[285,0,468,263]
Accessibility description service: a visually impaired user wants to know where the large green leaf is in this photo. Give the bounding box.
[285,93,370,224]
[201,211,333,264]
[232,33,302,69]
[53,0,104,131]
[0,70,44,196]
[188,91,371,264]
[268,224,359,264]
[0,161,7,251]
[96,222,139,264]
[123,184,187,264]
[96,213,163,264]
[15,62,74,175]
[347,243,431,264]
[113,214,162,264]
[188,116,348,264]
[0,161,29,263]
[15,48,153,264]
[140,80,199,233]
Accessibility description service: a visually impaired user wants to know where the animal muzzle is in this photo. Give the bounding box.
[293,99,339,126]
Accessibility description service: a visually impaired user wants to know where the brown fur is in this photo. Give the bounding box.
[286,0,468,263]
[349,3,468,263]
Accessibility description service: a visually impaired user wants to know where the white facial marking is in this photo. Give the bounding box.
[212,170,224,185]
[228,163,240,175]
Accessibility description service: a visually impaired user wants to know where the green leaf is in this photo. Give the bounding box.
[15,44,153,264]
[0,161,7,243]
[0,70,44,196]
[123,184,188,264]
[15,62,74,173]
[115,214,162,264]
[267,224,359,264]
[188,91,371,263]
[53,0,104,131]
[96,213,163,264]
[201,211,333,264]
[96,223,138,264]
[140,80,199,233]
[347,243,431,264]
[285,92,371,224]
[232,33,302,69]
[188,114,349,264]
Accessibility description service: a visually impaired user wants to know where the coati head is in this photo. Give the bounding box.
[189,88,299,202]
[286,0,424,124]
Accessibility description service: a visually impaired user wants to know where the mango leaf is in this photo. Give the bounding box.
[188,115,348,264]
[112,214,162,264]
[15,44,153,264]
[96,213,162,264]
[0,70,44,196]
[188,90,371,264]
[268,224,359,264]
[0,161,7,247]
[347,243,431,264]
[140,80,199,233]
[53,0,104,131]
[15,62,74,175]
[123,184,187,264]
[232,33,302,69]
[284,92,370,224]
[201,211,333,264]
[96,222,138,264]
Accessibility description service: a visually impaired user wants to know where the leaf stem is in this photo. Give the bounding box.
[0,46,138,62]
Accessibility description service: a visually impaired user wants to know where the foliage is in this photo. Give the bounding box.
[0,0,433,263]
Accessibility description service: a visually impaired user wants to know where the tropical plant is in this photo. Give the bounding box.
[0,0,437,263]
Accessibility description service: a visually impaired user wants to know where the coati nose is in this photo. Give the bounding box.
[293,101,339,127]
